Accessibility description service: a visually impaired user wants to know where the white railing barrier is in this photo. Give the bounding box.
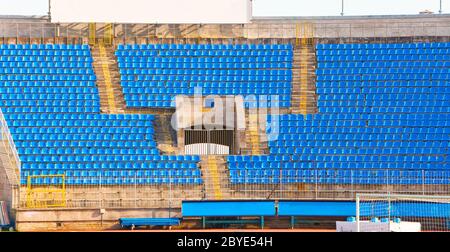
[0,108,21,174]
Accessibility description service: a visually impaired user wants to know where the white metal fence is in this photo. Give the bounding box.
[17,167,450,209]
[0,108,21,210]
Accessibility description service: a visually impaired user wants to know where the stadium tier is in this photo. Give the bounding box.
[0,44,202,185]
[116,44,293,108]
[228,42,450,185]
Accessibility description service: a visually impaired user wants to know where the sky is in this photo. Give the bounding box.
[0,0,447,16]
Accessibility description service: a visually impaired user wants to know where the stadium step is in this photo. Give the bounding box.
[200,156,230,200]
[290,43,318,115]
[241,110,269,155]
[153,114,178,154]
[91,43,126,114]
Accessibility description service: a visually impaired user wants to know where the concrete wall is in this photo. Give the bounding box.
[15,207,182,231]
[1,14,450,39]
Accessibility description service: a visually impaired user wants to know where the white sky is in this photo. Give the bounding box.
[0,0,447,16]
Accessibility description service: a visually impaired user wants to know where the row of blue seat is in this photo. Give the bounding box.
[318,101,448,108]
[117,51,292,57]
[317,68,450,74]
[228,155,446,163]
[0,62,92,68]
[0,44,89,50]
[22,177,204,185]
[269,141,448,148]
[5,113,155,120]
[0,56,93,62]
[317,55,450,61]
[8,119,153,127]
[0,50,90,56]
[121,81,292,88]
[1,107,100,113]
[17,147,160,155]
[2,101,99,108]
[228,162,448,170]
[317,49,450,56]
[0,69,94,74]
[15,141,156,149]
[318,74,449,81]
[118,43,292,50]
[0,87,97,93]
[273,129,449,136]
[22,155,200,162]
[318,107,449,114]
[269,146,448,153]
[0,75,96,81]
[318,62,450,68]
[0,93,98,99]
[230,169,450,177]
[317,42,450,49]
[0,81,96,87]
[120,69,292,75]
[12,127,154,134]
[22,169,202,177]
[229,177,449,185]
[21,162,199,170]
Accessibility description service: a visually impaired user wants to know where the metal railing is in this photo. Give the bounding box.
[0,108,21,174]
[17,168,450,209]
[19,174,204,209]
[0,108,21,209]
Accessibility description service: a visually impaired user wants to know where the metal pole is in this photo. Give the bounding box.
[387,192,391,232]
[341,0,345,16]
[356,194,360,232]
[48,0,52,22]
[440,0,443,14]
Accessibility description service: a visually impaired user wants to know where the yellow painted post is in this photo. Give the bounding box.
[104,23,113,46]
[89,23,96,46]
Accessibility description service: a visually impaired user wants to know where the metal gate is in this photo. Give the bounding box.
[184,129,234,155]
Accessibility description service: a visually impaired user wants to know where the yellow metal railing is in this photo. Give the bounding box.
[88,23,96,46]
[26,174,66,208]
[103,23,113,46]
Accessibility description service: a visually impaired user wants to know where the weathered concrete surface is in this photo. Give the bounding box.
[1,14,450,39]
[15,207,182,231]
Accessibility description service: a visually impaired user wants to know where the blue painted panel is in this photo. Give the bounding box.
[182,200,276,217]
[278,201,450,218]
[278,201,355,217]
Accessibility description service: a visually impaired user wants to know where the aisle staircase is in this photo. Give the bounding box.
[91,42,126,114]
[290,23,318,115]
[200,156,231,200]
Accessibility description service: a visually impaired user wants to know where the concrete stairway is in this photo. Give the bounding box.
[153,114,178,155]
[91,43,126,114]
[91,43,179,153]
[290,43,318,115]
[200,156,231,200]
[241,110,269,155]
